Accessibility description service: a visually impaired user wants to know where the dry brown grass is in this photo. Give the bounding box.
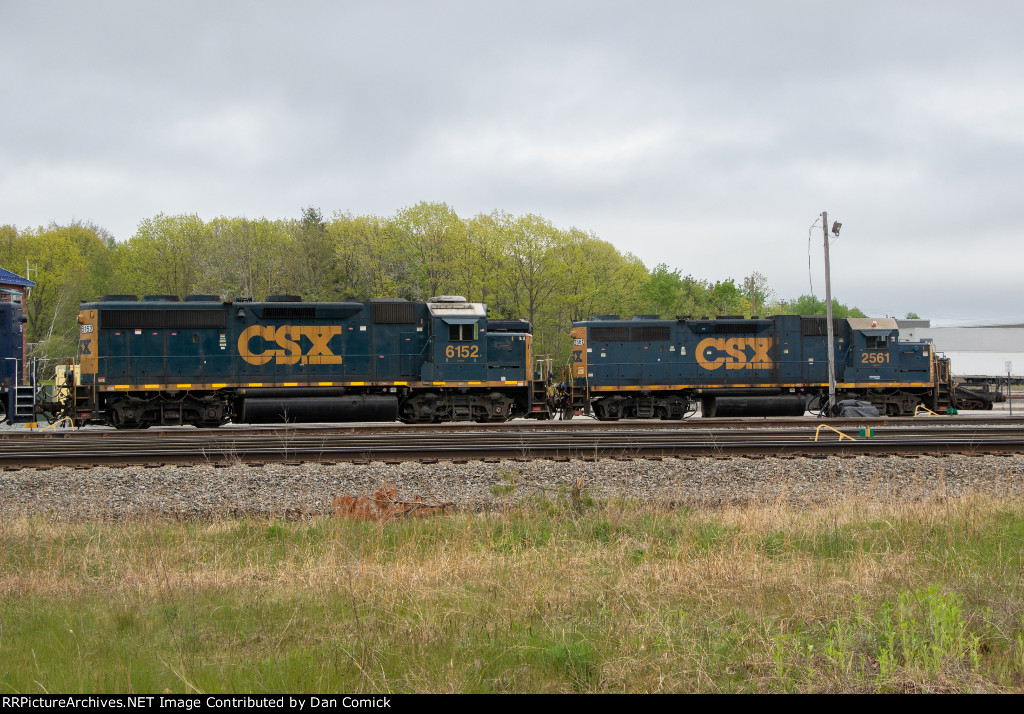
[0,491,1022,692]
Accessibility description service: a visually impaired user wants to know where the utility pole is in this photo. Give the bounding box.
[822,212,837,415]
[1007,362,1013,416]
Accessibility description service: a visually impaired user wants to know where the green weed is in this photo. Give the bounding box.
[0,496,1021,692]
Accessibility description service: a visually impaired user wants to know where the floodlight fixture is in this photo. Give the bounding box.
[831,221,842,236]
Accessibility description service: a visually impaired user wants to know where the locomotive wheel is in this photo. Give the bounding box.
[592,403,618,421]
[592,405,619,421]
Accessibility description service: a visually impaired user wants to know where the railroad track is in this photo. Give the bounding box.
[2,419,1024,467]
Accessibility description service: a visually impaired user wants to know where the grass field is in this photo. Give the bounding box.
[1,487,1022,693]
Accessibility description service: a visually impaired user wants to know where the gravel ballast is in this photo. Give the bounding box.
[2,454,1024,519]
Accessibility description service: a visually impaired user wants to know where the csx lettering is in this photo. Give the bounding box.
[696,337,773,370]
[238,325,344,365]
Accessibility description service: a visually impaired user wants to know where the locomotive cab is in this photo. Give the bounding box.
[423,296,487,382]
[397,297,538,422]
[844,318,900,382]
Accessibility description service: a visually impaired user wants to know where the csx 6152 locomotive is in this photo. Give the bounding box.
[565,314,953,418]
[66,295,549,428]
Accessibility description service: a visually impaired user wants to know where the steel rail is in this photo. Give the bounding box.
[2,415,1023,441]
[4,414,1023,440]
[2,423,1024,467]
[4,425,1024,449]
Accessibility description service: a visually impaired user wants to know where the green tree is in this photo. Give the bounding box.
[742,271,776,317]
[279,207,340,301]
[328,213,411,299]
[0,223,113,365]
[4,205,849,369]
[492,213,562,323]
[206,217,287,299]
[115,213,211,297]
[557,228,645,323]
[394,201,465,299]
[707,279,746,316]
[782,294,867,318]
[0,225,19,259]
[538,228,647,364]
[463,212,506,306]
[641,264,683,316]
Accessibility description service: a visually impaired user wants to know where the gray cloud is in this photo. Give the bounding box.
[2,1,1023,323]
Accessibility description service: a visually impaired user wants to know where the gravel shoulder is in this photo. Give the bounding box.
[2,454,1023,520]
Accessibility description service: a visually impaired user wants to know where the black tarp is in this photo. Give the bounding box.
[835,400,880,417]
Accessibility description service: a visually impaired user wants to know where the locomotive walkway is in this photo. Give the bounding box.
[2,419,1024,468]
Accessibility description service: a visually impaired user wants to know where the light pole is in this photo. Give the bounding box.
[822,212,841,416]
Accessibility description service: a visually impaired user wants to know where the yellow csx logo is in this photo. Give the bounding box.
[696,337,773,370]
[238,325,343,366]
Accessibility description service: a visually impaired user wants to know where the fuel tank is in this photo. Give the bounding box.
[238,394,400,423]
[702,395,807,418]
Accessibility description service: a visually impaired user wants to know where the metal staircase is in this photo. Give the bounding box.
[6,384,35,424]
[935,355,954,412]
[530,356,554,418]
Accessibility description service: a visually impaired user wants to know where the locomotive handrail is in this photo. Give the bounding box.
[4,357,18,385]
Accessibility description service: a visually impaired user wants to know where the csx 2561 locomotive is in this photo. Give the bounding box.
[67,295,549,428]
[566,314,952,418]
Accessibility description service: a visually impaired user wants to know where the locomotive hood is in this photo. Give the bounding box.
[426,300,486,322]
[846,317,899,332]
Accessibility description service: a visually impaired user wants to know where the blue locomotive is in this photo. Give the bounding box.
[566,314,952,418]
[0,301,33,423]
[68,295,549,428]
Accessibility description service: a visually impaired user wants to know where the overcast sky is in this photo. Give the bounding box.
[2,1,1021,325]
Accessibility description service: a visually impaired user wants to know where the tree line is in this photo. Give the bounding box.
[1,202,868,373]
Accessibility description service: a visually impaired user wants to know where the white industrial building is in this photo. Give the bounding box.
[897,320,1024,377]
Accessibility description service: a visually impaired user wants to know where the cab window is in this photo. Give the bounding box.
[449,323,477,341]
[865,335,887,349]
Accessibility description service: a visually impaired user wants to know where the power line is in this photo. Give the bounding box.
[806,216,821,297]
